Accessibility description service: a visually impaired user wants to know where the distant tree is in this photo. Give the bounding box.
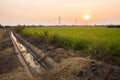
[107,25,120,28]
[0,24,4,28]
[4,25,10,28]
[0,24,2,28]
[14,25,25,33]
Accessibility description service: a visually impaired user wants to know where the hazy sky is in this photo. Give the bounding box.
[0,0,120,25]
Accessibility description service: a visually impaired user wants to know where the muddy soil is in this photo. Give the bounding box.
[41,58,120,80]
[20,33,120,80]
[21,34,120,66]
[21,35,87,63]
[0,29,35,80]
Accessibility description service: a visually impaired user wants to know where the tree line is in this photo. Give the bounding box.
[0,24,120,28]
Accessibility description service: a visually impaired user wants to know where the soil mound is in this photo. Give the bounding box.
[41,57,120,80]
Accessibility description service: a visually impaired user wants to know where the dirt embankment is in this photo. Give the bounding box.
[41,58,120,80]
[0,29,35,80]
[21,35,87,63]
[20,33,120,80]
[21,34,120,66]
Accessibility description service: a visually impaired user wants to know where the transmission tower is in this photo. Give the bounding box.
[59,16,61,25]
[75,18,77,25]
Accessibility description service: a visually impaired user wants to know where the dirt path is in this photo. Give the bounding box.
[0,29,35,80]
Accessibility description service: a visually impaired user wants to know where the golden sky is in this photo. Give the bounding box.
[0,0,120,25]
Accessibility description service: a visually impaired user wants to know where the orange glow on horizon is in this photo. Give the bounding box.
[0,0,120,25]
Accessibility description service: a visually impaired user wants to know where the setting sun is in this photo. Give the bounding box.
[0,0,120,25]
[83,15,91,20]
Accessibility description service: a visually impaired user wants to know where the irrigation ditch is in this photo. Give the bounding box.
[9,31,58,78]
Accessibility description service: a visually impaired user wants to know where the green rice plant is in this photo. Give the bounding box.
[21,27,120,59]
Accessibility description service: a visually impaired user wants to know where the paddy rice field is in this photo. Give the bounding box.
[21,27,120,59]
